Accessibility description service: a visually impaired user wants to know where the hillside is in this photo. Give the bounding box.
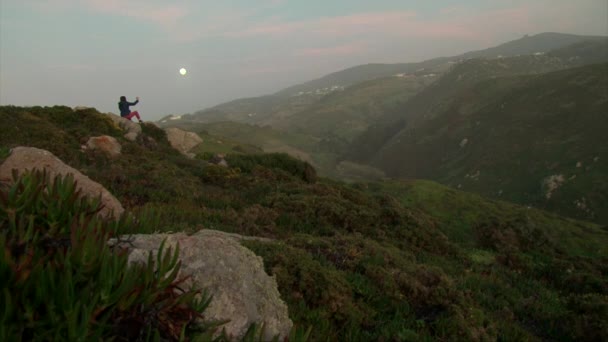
[278,32,605,97]
[272,72,441,141]
[167,35,606,157]
[345,51,593,163]
[460,32,606,59]
[159,120,386,181]
[360,63,608,224]
[181,32,603,128]
[2,106,608,341]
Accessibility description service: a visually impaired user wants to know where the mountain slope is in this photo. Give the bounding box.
[346,50,598,164]
[277,32,606,96]
[460,32,606,59]
[366,63,608,224]
[177,34,606,151]
[1,106,607,341]
[181,32,604,129]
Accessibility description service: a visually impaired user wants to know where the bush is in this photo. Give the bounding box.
[0,170,219,341]
[226,153,317,183]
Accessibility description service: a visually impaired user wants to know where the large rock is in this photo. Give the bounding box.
[0,147,124,219]
[109,230,292,340]
[86,135,121,158]
[105,113,142,141]
[165,127,203,158]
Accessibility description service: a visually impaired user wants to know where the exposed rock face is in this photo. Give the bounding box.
[0,147,124,219]
[110,230,292,340]
[86,135,121,158]
[543,174,566,199]
[105,113,142,142]
[165,128,203,158]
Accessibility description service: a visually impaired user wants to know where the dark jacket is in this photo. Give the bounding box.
[118,99,139,116]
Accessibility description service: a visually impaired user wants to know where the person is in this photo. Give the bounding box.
[118,96,143,122]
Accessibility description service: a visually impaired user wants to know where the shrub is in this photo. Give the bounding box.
[0,146,9,162]
[226,153,317,183]
[0,170,219,341]
[200,165,242,187]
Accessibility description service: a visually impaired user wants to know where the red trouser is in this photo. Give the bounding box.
[124,111,141,120]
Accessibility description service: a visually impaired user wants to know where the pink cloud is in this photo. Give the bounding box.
[24,0,187,28]
[296,42,367,57]
[225,11,485,40]
[82,0,187,28]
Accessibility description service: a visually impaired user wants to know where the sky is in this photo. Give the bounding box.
[1,0,607,120]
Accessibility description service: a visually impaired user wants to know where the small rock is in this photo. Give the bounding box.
[73,106,92,111]
[165,128,203,158]
[209,154,229,167]
[86,135,121,158]
[105,113,142,142]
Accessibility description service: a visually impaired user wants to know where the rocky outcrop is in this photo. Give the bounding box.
[0,147,124,219]
[165,128,203,158]
[85,135,122,158]
[542,174,566,199]
[109,230,292,340]
[105,113,142,141]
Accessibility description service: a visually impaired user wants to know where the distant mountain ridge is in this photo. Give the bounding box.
[180,32,605,127]
[275,32,607,97]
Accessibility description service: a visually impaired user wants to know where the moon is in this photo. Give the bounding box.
[179,68,187,76]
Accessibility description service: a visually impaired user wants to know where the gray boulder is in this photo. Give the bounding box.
[165,127,203,158]
[105,113,142,141]
[0,147,124,219]
[86,135,121,158]
[109,229,292,340]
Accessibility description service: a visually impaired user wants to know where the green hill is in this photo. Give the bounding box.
[181,32,603,129]
[345,52,591,163]
[359,63,608,224]
[1,106,607,341]
[274,72,441,142]
[171,35,606,168]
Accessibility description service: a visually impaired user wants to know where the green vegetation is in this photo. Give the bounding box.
[0,170,217,341]
[363,62,608,224]
[2,106,607,340]
[161,38,608,227]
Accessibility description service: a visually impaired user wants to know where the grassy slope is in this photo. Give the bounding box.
[276,74,440,142]
[371,63,608,224]
[345,54,576,165]
[162,111,390,180]
[2,105,607,341]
